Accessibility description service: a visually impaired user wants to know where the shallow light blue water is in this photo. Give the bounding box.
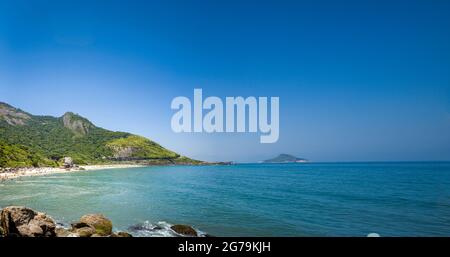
[1,162,450,236]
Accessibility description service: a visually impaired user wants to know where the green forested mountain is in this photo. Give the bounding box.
[0,102,199,167]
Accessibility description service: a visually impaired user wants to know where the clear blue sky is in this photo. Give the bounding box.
[1,0,449,162]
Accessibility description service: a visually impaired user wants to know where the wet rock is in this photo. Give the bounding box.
[75,226,97,237]
[127,224,144,232]
[128,223,162,232]
[55,227,71,237]
[0,206,56,237]
[117,231,132,237]
[110,232,132,237]
[71,221,92,230]
[170,224,198,237]
[79,214,112,236]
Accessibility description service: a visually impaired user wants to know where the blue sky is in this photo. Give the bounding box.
[1,0,449,162]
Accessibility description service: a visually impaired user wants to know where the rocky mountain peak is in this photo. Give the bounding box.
[0,102,31,126]
[61,112,94,135]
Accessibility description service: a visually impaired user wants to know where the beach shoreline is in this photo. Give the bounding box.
[0,164,145,181]
[0,161,231,182]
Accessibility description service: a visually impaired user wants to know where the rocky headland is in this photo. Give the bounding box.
[0,102,203,169]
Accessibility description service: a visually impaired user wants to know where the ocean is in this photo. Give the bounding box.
[1,162,450,236]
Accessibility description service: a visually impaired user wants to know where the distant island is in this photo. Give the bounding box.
[263,154,308,163]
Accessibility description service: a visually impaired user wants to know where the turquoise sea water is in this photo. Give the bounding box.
[1,162,450,236]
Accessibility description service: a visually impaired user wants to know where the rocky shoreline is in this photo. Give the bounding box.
[0,206,202,237]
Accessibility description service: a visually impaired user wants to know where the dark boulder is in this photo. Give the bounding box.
[170,224,198,237]
[128,223,163,233]
[117,231,133,237]
[111,231,133,237]
[71,221,92,230]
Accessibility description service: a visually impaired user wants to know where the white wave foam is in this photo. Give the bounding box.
[128,220,206,237]
[53,219,206,237]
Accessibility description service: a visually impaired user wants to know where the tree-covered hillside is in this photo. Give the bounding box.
[0,102,199,167]
[0,140,57,168]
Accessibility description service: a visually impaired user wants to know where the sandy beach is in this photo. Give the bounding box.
[0,164,145,181]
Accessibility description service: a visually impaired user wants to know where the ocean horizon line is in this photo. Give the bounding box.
[235,160,450,164]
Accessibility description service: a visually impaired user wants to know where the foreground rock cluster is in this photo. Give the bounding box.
[0,206,201,237]
[0,206,130,237]
[0,206,56,237]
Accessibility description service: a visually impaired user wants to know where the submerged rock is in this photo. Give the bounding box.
[170,224,198,237]
[0,206,56,237]
[79,214,113,236]
[111,231,133,237]
[75,226,97,237]
[128,224,144,232]
[117,231,133,237]
[128,222,162,232]
[55,227,71,237]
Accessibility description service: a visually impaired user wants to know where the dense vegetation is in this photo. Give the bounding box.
[0,102,199,168]
[0,140,57,168]
[106,135,180,159]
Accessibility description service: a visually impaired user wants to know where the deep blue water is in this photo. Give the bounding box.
[1,162,450,236]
